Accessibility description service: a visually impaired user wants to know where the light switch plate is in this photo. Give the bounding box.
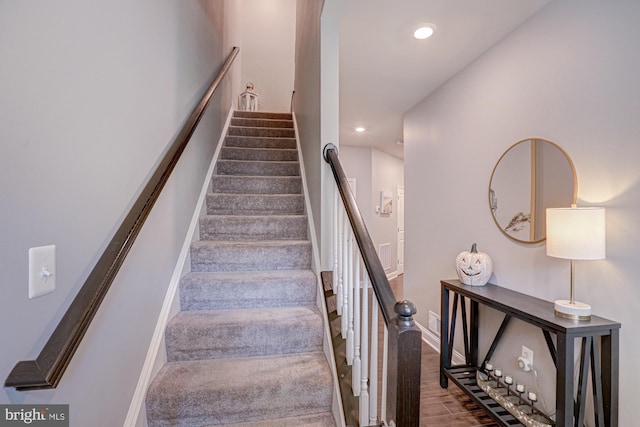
[29,245,56,299]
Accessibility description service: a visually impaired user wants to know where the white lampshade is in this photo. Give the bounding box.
[546,206,606,321]
[546,207,606,260]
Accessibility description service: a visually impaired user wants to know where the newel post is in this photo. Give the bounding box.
[385,300,422,427]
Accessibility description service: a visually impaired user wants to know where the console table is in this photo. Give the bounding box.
[439,279,620,427]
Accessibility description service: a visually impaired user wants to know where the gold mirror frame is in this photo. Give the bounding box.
[489,138,577,244]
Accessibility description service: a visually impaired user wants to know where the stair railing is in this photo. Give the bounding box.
[5,46,240,391]
[323,144,421,427]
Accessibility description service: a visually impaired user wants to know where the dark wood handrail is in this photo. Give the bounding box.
[5,47,239,391]
[323,143,422,427]
[323,143,402,325]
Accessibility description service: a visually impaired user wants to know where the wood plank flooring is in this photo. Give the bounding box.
[389,275,498,427]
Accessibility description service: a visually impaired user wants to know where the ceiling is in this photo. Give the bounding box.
[336,0,551,159]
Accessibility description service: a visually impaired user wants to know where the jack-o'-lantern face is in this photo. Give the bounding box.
[455,243,493,286]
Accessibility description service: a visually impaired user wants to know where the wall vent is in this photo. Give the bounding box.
[378,243,391,271]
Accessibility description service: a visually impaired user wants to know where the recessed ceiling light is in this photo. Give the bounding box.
[413,24,436,40]
[355,127,366,133]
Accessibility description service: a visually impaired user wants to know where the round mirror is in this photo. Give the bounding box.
[489,138,577,243]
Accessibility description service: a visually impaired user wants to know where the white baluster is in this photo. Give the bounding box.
[341,216,349,338]
[336,201,343,315]
[333,187,339,289]
[370,290,379,426]
[380,323,389,424]
[346,226,354,365]
[352,255,361,395]
[359,274,369,425]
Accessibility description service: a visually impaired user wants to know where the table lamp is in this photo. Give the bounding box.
[546,205,606,320]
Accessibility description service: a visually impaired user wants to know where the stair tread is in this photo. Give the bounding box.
[146,352,333,426]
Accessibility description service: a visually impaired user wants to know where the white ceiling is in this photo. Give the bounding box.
[337,0,551,159]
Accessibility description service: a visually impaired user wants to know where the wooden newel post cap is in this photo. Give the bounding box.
[395,300,417,327]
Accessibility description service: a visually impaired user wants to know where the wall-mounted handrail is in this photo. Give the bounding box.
[5,47,240,391]
[323,143,422,427]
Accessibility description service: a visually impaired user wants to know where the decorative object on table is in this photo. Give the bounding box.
[546,204,606,320]
[455,243,493,286]
[477,369,554,427]
[238,82,258,111]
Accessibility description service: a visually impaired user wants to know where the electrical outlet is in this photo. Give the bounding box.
[521,345,534,365]
[428,311,441,335]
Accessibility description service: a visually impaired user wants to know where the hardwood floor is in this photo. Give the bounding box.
[388,275,498,427]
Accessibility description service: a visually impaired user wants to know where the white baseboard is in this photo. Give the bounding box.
[123,107,235,427]
[416,321,466,366]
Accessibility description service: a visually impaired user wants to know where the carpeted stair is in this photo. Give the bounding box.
[145,111,335,427]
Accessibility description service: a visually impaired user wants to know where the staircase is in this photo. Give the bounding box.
[145,111,336,427]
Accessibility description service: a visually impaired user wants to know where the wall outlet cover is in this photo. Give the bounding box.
[428,310,441,335]
[29,245,56,299]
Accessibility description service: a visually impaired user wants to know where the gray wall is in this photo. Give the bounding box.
[0,1,231,425]
[341,146,404,275]
[240,0,296,112]
[404,0,639,424]
[294,0,324,259]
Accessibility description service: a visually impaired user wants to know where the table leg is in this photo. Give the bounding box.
[601,329,619,427]
[440,286,450,388]
[556,332,575,427]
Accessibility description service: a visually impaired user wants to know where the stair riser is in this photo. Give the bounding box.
[179,272,317,310]
[146,354,333,427]
[221,414,336,427]
[165,311,323,362]
[199,216,307,241]
[231,117,293,129]
[224,135,296,150]
[206,194,305,216]
[191,242,312,272]
[220,147,298,162]
[225,136,296,149]
[234,111,292,120]
[229,126,295,138]
[216,160,299,177]
[211,176,302,194]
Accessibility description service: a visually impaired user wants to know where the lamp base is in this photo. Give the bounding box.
[554,300,591,321]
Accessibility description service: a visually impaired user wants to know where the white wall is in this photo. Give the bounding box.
[404,0,640,424]
[341,146,404,276]
[240,0,296,112]
[0,1,231,425]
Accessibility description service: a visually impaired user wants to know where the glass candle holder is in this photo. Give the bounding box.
[528,390,538,414]
[504,374,513,395]
[494,369,503,388]
[485,361,494,375]
[516,383,525,404]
